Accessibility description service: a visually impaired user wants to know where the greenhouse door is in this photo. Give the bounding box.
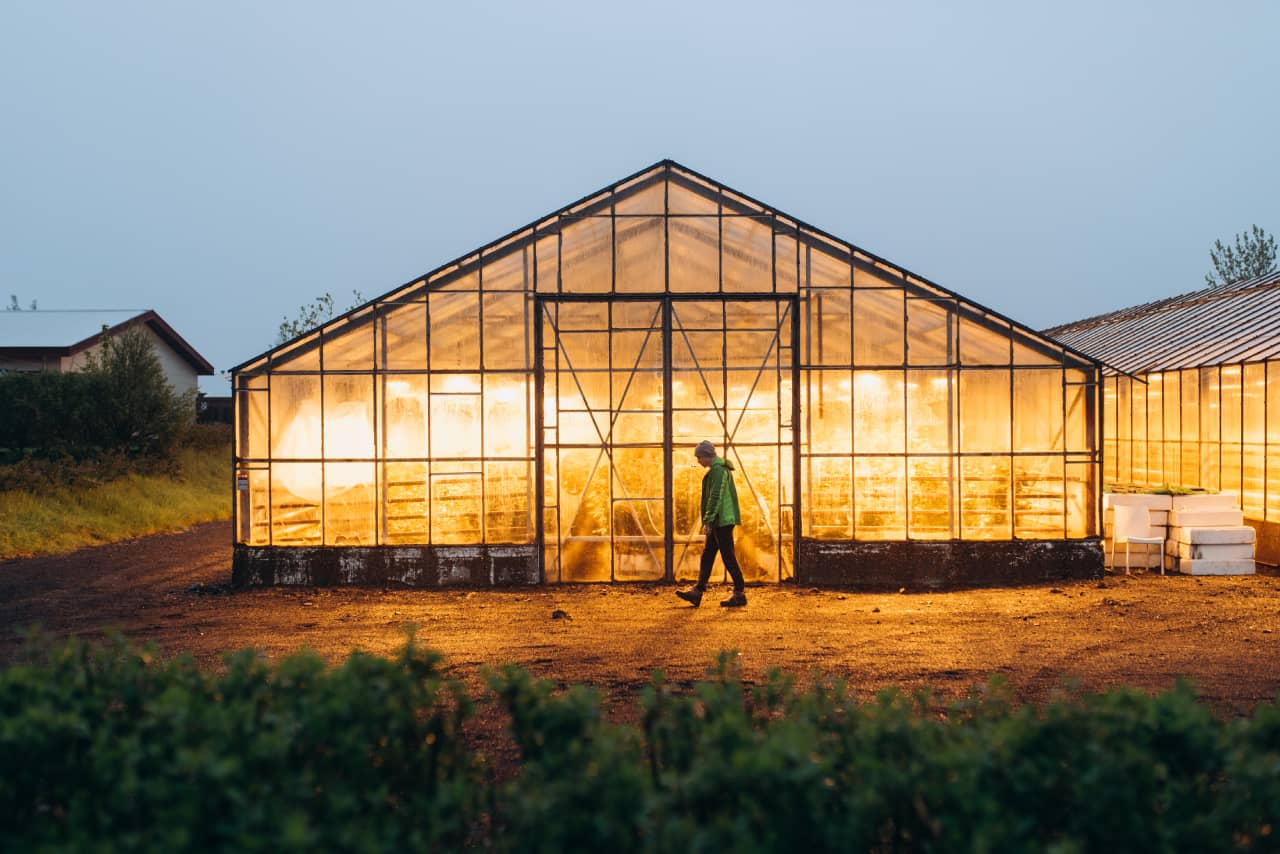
[537,296,798,583]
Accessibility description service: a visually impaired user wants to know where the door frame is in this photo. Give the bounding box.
[534,293,801,583]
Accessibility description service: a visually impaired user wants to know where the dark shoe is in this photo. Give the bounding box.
[720,591,747,608]
[676,588,703,608]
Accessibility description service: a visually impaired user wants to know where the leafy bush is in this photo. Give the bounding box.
[0,326,194,462]
[3,639,1279,852]
[0,635,479,851]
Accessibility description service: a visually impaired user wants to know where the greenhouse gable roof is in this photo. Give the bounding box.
[235,159,1101,373]
[1044,269,1280,375]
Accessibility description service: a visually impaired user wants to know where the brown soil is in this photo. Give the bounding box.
[3,522,1280,717]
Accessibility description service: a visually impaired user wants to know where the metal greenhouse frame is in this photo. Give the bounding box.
[231,160,1104,588]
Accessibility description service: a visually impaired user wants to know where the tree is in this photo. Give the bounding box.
[276,289,365,345]
[1205,224,1277,287]
[82,326,195,457]
[6,295,37,311]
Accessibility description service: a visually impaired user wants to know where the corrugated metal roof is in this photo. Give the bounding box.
[1044,270,1280,374]
[0,310,148,349]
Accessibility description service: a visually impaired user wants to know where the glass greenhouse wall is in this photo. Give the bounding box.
[233,161,1103,588]
[1104,363,1280,555]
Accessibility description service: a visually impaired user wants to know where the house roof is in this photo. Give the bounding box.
[0,309,215,375]
[1044,269,1280,375]
[234,158,1102,373]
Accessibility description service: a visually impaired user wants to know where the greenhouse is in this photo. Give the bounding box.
[1049,270,1280,564]
[232,161,1102,588]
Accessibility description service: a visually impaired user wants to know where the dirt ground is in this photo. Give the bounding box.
[4,521,1280,717]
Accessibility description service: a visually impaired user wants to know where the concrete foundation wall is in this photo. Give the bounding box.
[796,539,1104,589]
[233,544,540,587]
[235,539,1103,589]
[1247,519,1280,566]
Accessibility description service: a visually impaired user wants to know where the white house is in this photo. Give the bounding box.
[0,309,214,395]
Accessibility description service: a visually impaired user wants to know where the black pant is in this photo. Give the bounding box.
[696,525,745,592]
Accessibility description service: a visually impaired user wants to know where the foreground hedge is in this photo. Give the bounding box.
[2,639,1279,852]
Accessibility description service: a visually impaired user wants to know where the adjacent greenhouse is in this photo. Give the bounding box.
[232,161,1103,588]
[1049,270,1280,564]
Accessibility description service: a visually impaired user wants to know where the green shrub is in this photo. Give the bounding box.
[0,634,479,852]
[3,638,1279,852]
[0,326,194,463]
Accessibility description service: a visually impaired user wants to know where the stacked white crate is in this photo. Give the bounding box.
[1103,493,1171,572]
[1166,493,1256,576]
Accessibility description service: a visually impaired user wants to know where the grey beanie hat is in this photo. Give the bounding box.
[694,440,716,458]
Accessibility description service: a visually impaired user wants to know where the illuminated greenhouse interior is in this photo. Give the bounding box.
[1105,363,1280,523]
[233,161,1101,583]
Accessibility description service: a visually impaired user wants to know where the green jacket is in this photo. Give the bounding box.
[700,457,741,527]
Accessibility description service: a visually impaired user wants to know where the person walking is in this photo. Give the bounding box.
[677,440,746,608]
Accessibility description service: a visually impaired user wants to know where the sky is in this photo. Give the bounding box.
[3,1,1277,394]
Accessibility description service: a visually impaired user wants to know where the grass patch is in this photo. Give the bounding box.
[0,439,228,561]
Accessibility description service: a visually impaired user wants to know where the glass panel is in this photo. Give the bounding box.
[854,456,906,540]
[615,216,665,293]
[807,370,852,454]
[907,370,952,454]
[482,247,528,291]
[727,372,780,444]
[1269,363,1280,520]
[668,181,717,215]
[558,448,611,581]
[853,260,904,288]
[535,234,559,292]
[1066,461,1094,538]
[1147,373,1165,484]
[961,456,1011,540]
[483,293,529,370]
[1066,370,1091,453]
[322,314,375,371]
[669,216,719,292]
[959,317,1010,366]
[730,444,780,581]
[270,375,321,459]
[960,370,1011,453]
[1242,445,1264,518]
[854,370,905,454]
[323,375,374,459]
[271,462,321,545]
[615,178,665,215]
[484,374,529,457]
[852,289,904,365]
[722,216,773,293]
[907,299,953,365]
[429,292,480,370]
[611,331,663,372]
[1013,369,1063,452]
[237,467,270,545]
[804,456,852,538]
[806,244,851,287]
[383,375,429,458]
[1180,368,1199,442]
[380,302,427,370]
[238,384,269,460]
[1132,380,1149,484]
[1011,335,1061,366]
[1014,456,1064,539]
[908,456,951,539]
[431,390,481,458]
[384,461,428,544]
[431,468,482,544]
[1116,377,1132,484]
[775,232,798,293]
[1244,362,1266,444]
[808,290,851,366]
[271,332,320,371]
[486,461,533,543]
[612,500,664,580]
[324,462,375,545]
[560,215,612,294]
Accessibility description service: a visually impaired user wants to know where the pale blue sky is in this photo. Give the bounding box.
[3,2,1277,392]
